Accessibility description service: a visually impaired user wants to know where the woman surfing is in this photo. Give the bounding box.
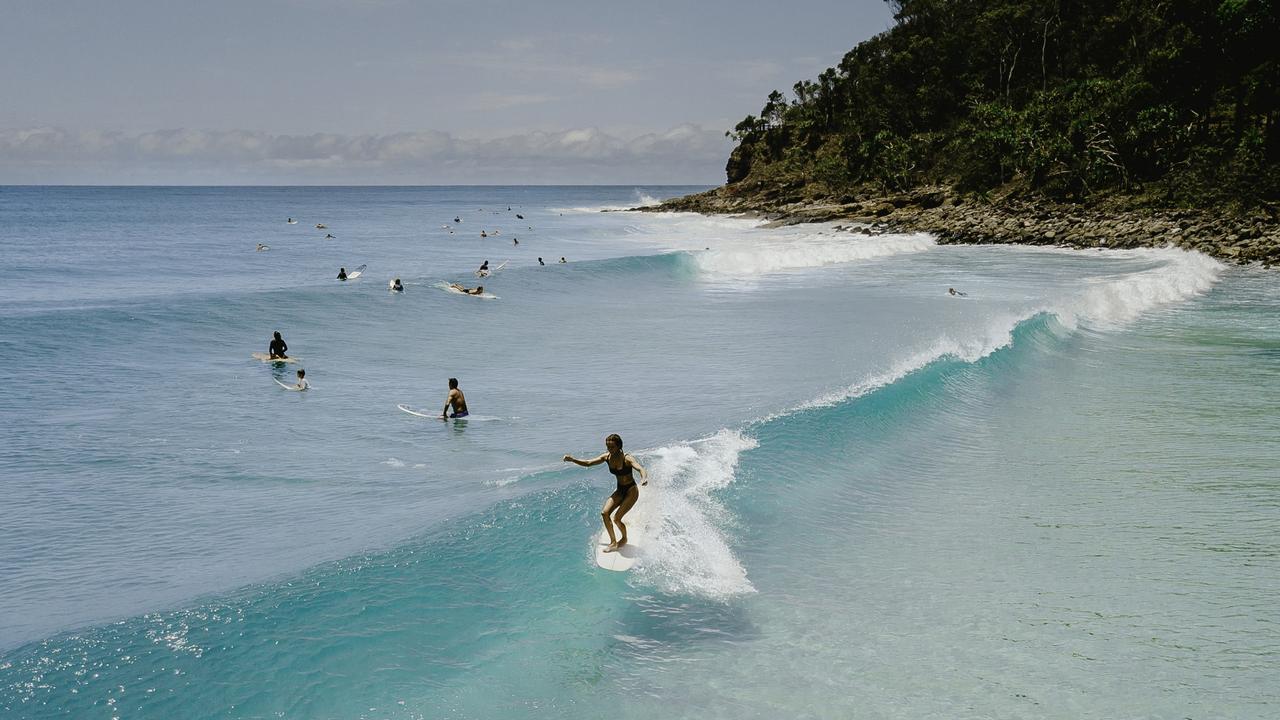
[564,434,647,553]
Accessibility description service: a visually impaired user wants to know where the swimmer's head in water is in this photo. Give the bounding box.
[448,377,459,389]
[605,433,622,452]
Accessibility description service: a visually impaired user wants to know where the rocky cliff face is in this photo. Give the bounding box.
[650,184,1280,268]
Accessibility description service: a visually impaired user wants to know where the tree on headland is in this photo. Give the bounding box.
[725,0,1279,208]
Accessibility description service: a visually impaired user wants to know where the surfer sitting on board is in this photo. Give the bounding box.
[390,278,404,292]
[449,283,484,295]
[292,369,309,391]
[337,267,348,281]
[563,434,647,553]
[268,331,288,359]
[476,260,490,277]
[441,378,469,419]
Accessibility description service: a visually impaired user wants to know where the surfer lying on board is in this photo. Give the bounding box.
[449,283,484,295]
[268,331,288,359]
[441,377,469,419]
[563,434,647,553]
[948,287,967,297]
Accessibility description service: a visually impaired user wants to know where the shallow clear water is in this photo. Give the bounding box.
[1,187,1276,718]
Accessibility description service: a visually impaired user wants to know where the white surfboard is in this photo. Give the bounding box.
[594,503,648,572]
[252,352,300,363]
[347,263,367,279]
[397,404,439,418]
[274,377,307,391]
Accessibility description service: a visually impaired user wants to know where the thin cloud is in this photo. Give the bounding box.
[0,125,731,184]
[452,92,558,112]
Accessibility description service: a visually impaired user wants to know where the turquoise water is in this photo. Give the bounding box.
[1,187,1276,718]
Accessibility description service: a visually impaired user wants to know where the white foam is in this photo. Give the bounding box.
[689,230,935,278]
[381,458,406,468]
[1050,246,1223,329]
[778,246,1222,419]
[630,429,758,599]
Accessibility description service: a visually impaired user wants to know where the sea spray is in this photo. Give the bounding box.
[631,430,758,599]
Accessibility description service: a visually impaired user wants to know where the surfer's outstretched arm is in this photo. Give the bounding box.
[563,452,608,467]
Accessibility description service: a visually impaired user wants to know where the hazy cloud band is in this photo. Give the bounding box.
[0,125,731,185]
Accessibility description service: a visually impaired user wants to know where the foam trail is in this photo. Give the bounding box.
[1052,246,1223,329]
[692,232,935,277]
[630,430,758,599]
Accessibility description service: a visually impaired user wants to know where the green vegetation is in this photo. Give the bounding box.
[726,0,1279,208]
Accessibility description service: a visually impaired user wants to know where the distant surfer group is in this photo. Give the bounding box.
[276,209,565,297]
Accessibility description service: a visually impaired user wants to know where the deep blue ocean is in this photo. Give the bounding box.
[1,186,1276,718]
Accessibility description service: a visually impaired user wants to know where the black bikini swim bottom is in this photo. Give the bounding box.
[610,482,637,503]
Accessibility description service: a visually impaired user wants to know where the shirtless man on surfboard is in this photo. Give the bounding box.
[564,434,647,553]
[441,378,469,419]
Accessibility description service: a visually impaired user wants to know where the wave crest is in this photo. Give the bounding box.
[1055,247,1222,329]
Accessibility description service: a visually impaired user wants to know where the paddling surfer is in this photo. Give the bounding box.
[449,283,484,295]
[563,434,648,553]
[441,378,469,419]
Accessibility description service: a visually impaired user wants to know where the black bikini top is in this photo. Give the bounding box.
[607,456,630,477]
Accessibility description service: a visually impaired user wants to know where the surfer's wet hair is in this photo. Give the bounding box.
[606,433,622,450]
[273,331,282,340]
[448,378,459,389]
[297,369,305,378]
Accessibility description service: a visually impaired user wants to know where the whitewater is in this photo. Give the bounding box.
[1,186,1276,719]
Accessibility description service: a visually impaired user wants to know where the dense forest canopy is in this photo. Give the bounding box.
[726,0,1279,207]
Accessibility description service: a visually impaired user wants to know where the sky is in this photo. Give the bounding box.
[1,0,894,184]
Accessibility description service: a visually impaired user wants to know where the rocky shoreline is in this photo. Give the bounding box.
[649,184,1280,268]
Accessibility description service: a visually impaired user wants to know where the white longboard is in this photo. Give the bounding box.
[397,404,438,418]
[252,352,300,363]
[347,263,367,279]
[274,377,307,391]
[594,504,648,572]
